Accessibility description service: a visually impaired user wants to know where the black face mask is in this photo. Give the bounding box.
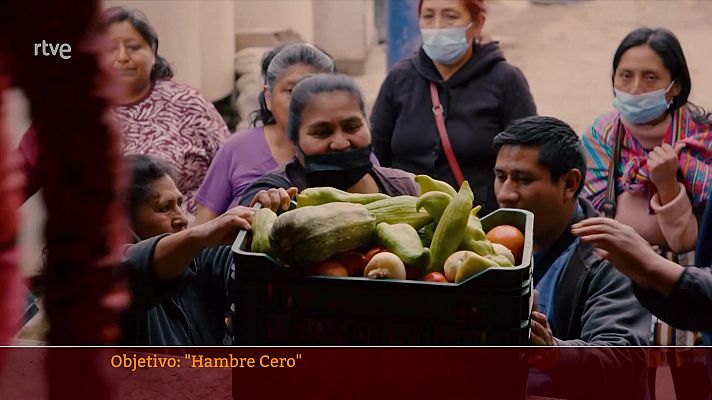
[303,145,373,190]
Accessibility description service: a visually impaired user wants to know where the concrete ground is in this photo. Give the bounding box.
[6,1,712,398]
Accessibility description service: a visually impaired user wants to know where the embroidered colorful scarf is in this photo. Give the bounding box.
[583,107,712,208]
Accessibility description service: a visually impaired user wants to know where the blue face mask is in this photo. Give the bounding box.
[613,81,675,124]
[421,23,473,65]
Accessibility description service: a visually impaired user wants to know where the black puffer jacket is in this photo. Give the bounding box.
[371,41,536,213]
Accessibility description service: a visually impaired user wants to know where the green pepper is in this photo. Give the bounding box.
[375,222,430,268]
[418,222,436,247]
[460,206,495,256]
[426,181,474,274]
[415,191,452,223]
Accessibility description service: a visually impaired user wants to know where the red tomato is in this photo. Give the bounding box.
[486,225,525,264]
[332,251,367,277]
[364,246,387,263]
[309,260,349,277]
[422,272,448,283]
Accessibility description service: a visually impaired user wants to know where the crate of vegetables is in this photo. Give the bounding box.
[229,176,533,345]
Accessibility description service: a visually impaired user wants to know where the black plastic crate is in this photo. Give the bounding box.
[229,208,534,345]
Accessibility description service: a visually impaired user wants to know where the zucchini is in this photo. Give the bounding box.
[364,196,433,229]
[296,187,388,207]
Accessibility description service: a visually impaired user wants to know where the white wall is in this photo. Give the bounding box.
[199,1,236,100]
[103,0,376,91]
[313,0,375,63]
[234,0,315,43]
[104,0,235,101]
[233,0,376,74]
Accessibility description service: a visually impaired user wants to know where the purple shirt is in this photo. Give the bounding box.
[195,126,278,214]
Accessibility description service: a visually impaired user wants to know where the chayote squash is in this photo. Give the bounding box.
[269,202,376,266]
[250,207,278,255]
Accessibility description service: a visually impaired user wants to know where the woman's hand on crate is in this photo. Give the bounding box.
[193,206,255,247]
[250,187,299,212]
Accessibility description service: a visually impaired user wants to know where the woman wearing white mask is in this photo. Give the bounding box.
[370,0,536,215]
[582,27,712,400]
[582,27,712,254]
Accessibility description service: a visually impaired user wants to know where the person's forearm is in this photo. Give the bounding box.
[655,180,681,206]
[193,205,218,227]
[651,182,698,253]
[152,229,206,281]
[634,268,712,331]
[636,256,685,296]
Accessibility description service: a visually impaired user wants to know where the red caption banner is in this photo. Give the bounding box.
[0,347,709,399]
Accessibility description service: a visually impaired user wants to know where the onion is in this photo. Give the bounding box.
[444,250,469,282]
[364,252,406,280]
[491,243,515,265]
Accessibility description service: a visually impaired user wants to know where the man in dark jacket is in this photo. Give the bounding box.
[493,116,651,400]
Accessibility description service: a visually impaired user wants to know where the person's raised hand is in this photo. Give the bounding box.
[571,217,658,285]
[250,187,298,212]
[648,142,685,202]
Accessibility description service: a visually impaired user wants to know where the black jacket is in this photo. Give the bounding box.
[635,267,712,332]
[634,191,712,332]
[371,41,536,214]
[121,236,233,346]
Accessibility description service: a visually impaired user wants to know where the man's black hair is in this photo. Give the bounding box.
[493,116,587,196]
